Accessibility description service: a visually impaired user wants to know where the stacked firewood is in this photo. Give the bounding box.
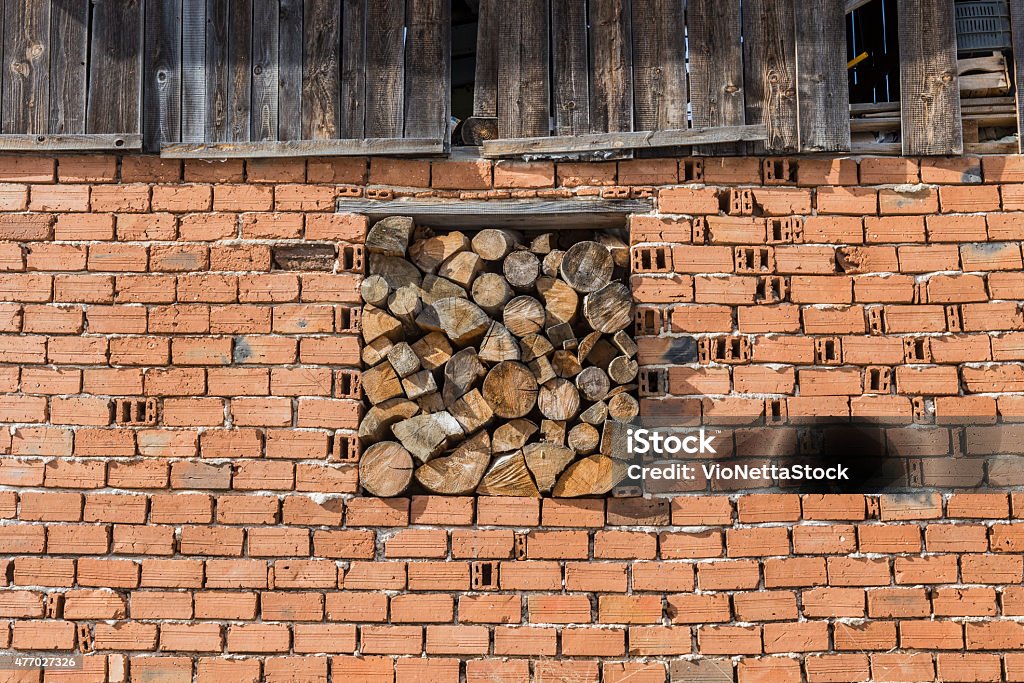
[357,216,637,498]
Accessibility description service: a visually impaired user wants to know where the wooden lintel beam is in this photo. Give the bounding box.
[160,138,446,158]
[0,134,143,151]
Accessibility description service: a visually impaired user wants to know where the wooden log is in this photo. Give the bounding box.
[420,274,468,305]
[362,305,405,344]
[597,232,630,268]
[493,418,538,453]
[600,420,631,458]
[542,250,564,277]
[551,350,583,378]
[365,215,414,257]
[538,378,581,421]
[442,348,487,405]
[584,282,633,333]
[360,274,391,307]
[612,330,638,358]
[540,419,567,445]
[503,250,541,290]
[482,361,539,419]
[416,297,491,346]
[577,331,603,364]
[608,356,639,384]
[605,383,636,399]
[477,451,540,496]
[586,338,619,370]
[552,454,627,497]
[471,272,514,316]
[386,342,421,378]
[523,442,575,493]
[387,285,423,333]
[528,355,557,384]
[536,276,579,326]
[359,441,414,497]
[402,369,438,400]
[472,228,522,261]
[362,361,404,404]
[560,241,614,293]
[520,333,555,361]
[358,397,420,442]
[437,250,483,289]
[503,296,545,337]
[392,411,464,463]
[409,230,470,273]
[415,431,491,494]
[546,322,576,350]
[580,401,609,425]
[417,392,446,413]
[608,393,639,421]
[450,388,494,433]
[362,336,393,366]
[370,254,423,290]
[411,331,453,371]
[576,366,611,402]
[568,423,600,455]
[530,232,558,255]
[479,321,521,363]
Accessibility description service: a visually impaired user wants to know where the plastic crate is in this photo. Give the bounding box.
[955,0,1012,52]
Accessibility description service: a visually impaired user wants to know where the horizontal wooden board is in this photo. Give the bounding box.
[483,125,768,156]
[161,137,445,158]
[0,134,142,150]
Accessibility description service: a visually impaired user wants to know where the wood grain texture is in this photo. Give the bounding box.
[551,0,591,135]
[0,133,141,150]
[484,124,767,156]
[795,0,850,151]
[204,0,230,141]
[303,0,341,139]
[229,0,253,142]
[3,0,51,134]
[143,0,182,150]
[687,0,744,136]
[742,0,798,152]
[473,0,499,117]
[1013,0,1024,152]
[365,0,406,137]
[48,0,88,134]
[278,0,304,141]
[589,0,634,133]
[497,0,549,138]
[630,0,686,131]
[339,0,367,138]
[251,0,280,141]
[404,0,451,141]
[87,0,144,134]
[181,0,207,142]
[898,0,962,154]
[162,137,444,157]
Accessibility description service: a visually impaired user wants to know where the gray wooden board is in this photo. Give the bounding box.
[181,0,207,142]
[497,0,549,138]
[404,0,451,141]
[144,0,182,151]
[551,0,591,135]
[687,0,744,155]
[48,0,88,134]
[482,124,768,157]
[205,0,229,141]
[630,0,687,131]
[472,0,499,117]
[339,0,367,138]
[336,197,655,230]
[898,0,962,154]
[87,0,144,134]
[589,0,634,132]
[278,0,304,141]
[742,0,798,153]
[0,134,143,150]
[229,0,253,142]
[252,0,280,141]
[303,0,341,139]
[1013,0,1024,152]
[795,0,851,151]
[365,0,406,138]
[161,137,445,158]
[3,0,51,134]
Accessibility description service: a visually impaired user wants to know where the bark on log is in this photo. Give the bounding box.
[561,241,614,293]
[503,250,541,290]
[584,282,633,333]
[552,454,628,497]
[365,216,414,257]
[471,272,514,315]
[477,452,540,497]
[493,418,538,453]
[538,378,581,421]
[503,296,545,338]
[410,231,470,273]
[360,441,414,497]
[442,348,487,405]
[417,297,491,346]
[472,228,521,261]
[524,443,575,493]
[415,431,490,494]
[479,321,521,363]
[482,361,539,419]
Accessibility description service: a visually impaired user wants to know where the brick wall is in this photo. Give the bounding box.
[0,153,1022,681]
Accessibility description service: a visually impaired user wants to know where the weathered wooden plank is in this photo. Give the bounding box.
[2,0,51,134]
[0,134,142,150]
[483,124,769,157]
[181,0,207,142]
[48,0,89,134]
[336,197,655,230]
[205,0,230,141]
[405,0,451,141]
[630,0,686,131]
[795,0,851,151]
[497,0,549,138]
[303,0,341,139]
[251,0,279,141]
[161,137,445,158]
[688,0,744,137]
[229,0,253,141]
[1013,0,1024,152]
[339,0,367,138]
[365,0,406,137]
[472,0,499,117]
[87,0,144,134]
[898,0,962,155]
[143,0,182,151]
[278,0,304,141]
[589,0,634,132]
[551,0,591,135]
[742,0,798,152]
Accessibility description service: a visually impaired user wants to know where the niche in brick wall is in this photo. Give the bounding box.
[357,215,639,498]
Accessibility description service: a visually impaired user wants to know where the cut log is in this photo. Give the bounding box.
[360,274,391,307]
[479,321,521,363]
[420,274,468,305]
[450,388,494,434]
[362,361,405,404]
[438,250,483,289]
[606,383,636,399]
[538,378,581,421]
[600,420,631,459]
[546,322,575,350]
[370,254,423,290]
[411,332,453,371]
[568,423,600,455]
[575,366,611,402]
[612,330,638,358]
[541,419,566,445]
[551,350,583,378]
[365,216,414,257]
[416,297,491,346]
[362,336,394,366]
[392,411,464,463]
[472,228,521,261]
[536,276,579,326]
[482,361,539,419]
[493,418,538,453]
[415,431,491,495]
[579,401,609,425]
[503,296,545,337]
[503,250,541,290]
[586,338,619,370]
[387,285,423,333]
[362,305,404,344]
[523,443,575,493]
[530,232,557,255]
[358,398,420,442]
[608,356,639,384]
[607,393,639,421]
[584,282,633,333]
[471,272,514,316]
[402,369,437,400]
[542,250,564,277]
[387,342,422,378]
[597,232,630,268]
[360,442,414,497]
[477,452,540,497]
[560,241,614,293]
[417,392,446,413]
[409,231,470,273]
[528,355,556,384]
[442,348,487,405]
[519,333,554,362]
[552,455,627,497]
[577,331,603,364]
